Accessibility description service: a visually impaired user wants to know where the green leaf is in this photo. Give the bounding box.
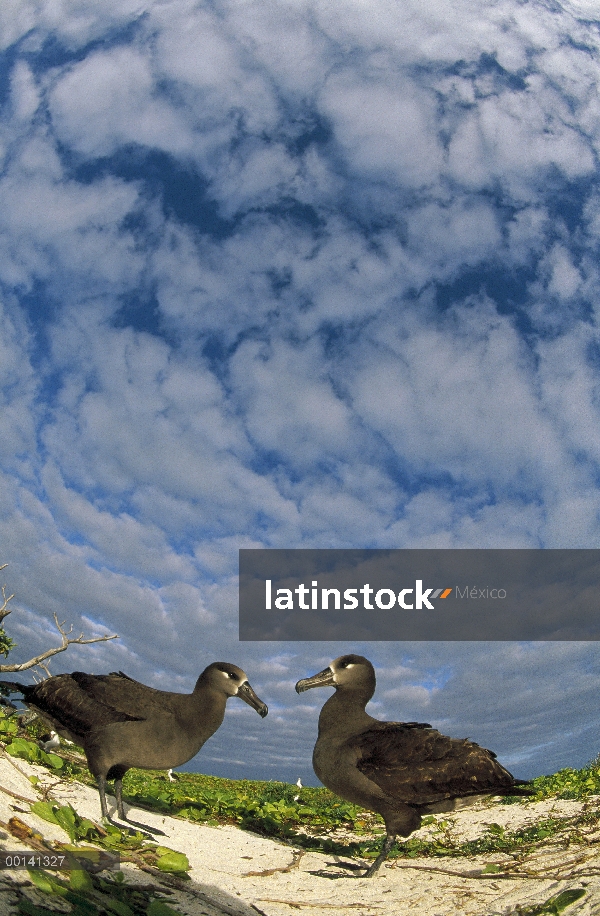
[545,889,586,913]
[154,850,190,874]
[26,869,68,897]
[26,869,56,894]
[30,801,60,825]
[98,832,122,847]
[6,737,40,762]
[54,805,78,843]
[70,869,93,893]
[481,863,502,874]
[146,901,185,916]
[76,817,100,840]
[104,900,134,916]
[17,900,57,916]
[43,752,64,769]
[63,889,100,914]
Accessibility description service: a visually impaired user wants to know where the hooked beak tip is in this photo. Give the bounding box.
[238,681,268,718]
[295,667,335,694]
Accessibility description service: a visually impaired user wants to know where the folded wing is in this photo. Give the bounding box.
[352,721,519,806]
[25,674,144,739]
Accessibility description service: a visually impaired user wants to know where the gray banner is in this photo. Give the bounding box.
[239,549,600,640]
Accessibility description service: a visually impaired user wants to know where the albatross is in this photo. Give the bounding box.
[1,663,268,829]
[39,730,60,752]
[296,654,530,877]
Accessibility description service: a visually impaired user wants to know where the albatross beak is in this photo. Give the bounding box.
[295,667,335,693]
[238,681,268,717]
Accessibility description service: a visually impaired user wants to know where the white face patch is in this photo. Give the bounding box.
[220,669,239,682]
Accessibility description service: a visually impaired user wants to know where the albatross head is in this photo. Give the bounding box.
[295,654,375,693]
[202,662,269,717]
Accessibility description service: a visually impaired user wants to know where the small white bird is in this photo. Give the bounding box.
[39,731,60,752]
[167,769,178,782]
[294,777,303,801]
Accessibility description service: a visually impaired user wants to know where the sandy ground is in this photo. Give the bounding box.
[0,753,599,916]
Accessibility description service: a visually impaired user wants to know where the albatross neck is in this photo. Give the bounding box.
[318,684,376,740]
[189,679,228,736]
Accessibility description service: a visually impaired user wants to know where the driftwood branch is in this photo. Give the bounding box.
[0,566,14,625]
[0,612,118,673]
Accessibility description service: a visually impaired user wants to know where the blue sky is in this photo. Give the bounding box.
[1,0,600,784]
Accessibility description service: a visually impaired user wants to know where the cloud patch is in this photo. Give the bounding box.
[1,0,600,781]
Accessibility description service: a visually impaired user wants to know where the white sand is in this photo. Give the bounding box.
[0,753,599,916]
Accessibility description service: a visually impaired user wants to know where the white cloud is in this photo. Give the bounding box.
[229,337,353,468]
[407,200,501,272]
[9,61,40,123]
[545,244,583,300]
[211,142,300,218]
[154,2,282,131]
[351,302,565,493]
[448,85,595,196]
[320,71,443,187]
[1,0,600,781]
[0,296,38,473]
[49,46,194,159]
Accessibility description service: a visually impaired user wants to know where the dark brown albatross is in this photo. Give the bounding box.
[1,664,267,829]
[296,654,530,877]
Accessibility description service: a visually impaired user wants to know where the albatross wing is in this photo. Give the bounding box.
[352,721,520,806]
[26,673,144,741]
[70,672,183,719]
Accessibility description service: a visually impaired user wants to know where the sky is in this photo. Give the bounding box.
[1,0,600,785]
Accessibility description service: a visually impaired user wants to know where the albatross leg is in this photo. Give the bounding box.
[113,778,166,837]
[364,833,396,877]
[97,774,158,836]
[98,775,131,830]
[114,778,125,820]
[98,776,110,819]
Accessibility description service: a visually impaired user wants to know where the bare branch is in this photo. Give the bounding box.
[0,612,118,673]
[35,661,52,679]
[0,565,14,624]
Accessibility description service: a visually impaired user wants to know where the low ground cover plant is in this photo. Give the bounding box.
[3,707,600,863]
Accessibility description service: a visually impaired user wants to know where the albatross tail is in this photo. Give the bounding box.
[0,681,27,694]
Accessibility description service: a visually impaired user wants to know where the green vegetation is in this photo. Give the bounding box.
[0,706,596,915]
[117,758,600,862]
[0,712,191,914]
[0,628,16,659]
[0,714,85,779]
[529,755,600,800]
[3,706,600,864]
[123,768,364,838]
[508,889,587,916]
[30,800,189,875]
[20,866,186,916]
[5,737,65,774]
